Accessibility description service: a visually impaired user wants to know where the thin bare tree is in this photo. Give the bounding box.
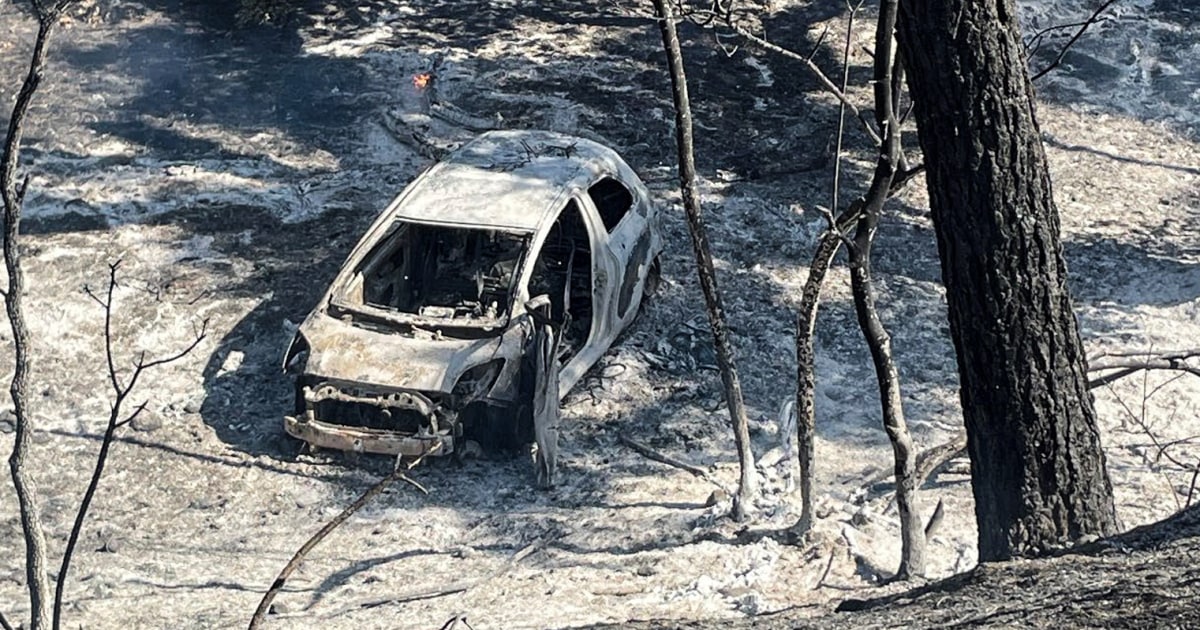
[651,0,758,518]
[50,263,207,630]
[843,0,924,579]
[4,3,206,628]
[2,2,79,627]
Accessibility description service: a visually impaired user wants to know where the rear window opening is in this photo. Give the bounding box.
[355,222,528,322]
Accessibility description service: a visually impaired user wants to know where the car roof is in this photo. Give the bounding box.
[390,130,625,232]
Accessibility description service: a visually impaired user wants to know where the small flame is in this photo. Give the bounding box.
[412,73,432,90]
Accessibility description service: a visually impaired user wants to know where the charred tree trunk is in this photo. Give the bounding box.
[652,0,758,517]
[845,0,923,579]
[793,233,839,533]
[2,9,65,628]
[895,0,1118,560]
[793,203,861,534]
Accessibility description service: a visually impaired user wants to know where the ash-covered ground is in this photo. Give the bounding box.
[0,1,1197,628]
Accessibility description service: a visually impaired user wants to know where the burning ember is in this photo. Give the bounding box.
[412,73,432,90]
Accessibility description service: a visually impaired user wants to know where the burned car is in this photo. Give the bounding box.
[283,130,663,460]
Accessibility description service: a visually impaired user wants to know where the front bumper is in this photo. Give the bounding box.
[284,413,452,456]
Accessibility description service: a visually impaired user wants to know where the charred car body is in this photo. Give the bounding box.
[283,130,663,457]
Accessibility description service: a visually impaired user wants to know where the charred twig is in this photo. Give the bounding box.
[1029,0,1119,82]
[438,616,476,630]
[720,18,880,146]
[618,434,725,490]
[923,497,945,539]
[812,550,836,591]
[1187,458,1200,509]
[248,453,434,630]
[1104,380,1185,511]
[668,0,882,146]
[54,262,207,630]
[863,432,968,496]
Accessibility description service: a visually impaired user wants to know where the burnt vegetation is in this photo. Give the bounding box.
[3,0,1200,628]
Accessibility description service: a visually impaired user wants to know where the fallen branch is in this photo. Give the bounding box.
[247,453,433,630]
[328,539,544,616]
[618,433,725,491]
[1087,349,1200,389]
[811,550,836,591]
[861,432,967,499]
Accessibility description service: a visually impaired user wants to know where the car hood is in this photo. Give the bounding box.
[298,311,512,393]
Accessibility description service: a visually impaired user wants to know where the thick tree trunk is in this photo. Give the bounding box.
[895,0,1118,560]
[651,0,757,517]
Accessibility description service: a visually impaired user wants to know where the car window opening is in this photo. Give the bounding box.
[529,200,594,363]
[360,222,526,321]
[588,177,634,232]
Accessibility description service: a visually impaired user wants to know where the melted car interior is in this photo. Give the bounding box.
[357,222,527,321]
[529,200,594,362]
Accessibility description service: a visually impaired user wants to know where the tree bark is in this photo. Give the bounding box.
[651,0,757,517]
[895,0,1118,560]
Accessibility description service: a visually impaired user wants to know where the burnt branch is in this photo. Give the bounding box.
[1029,0,1119,82]
[53,263,208,630]
[670,0,883,146]
[325,539,544,616]
[1087,349,1200,389]
[792,1,864,537]
[248,453,433,630]
[618,433,727,491]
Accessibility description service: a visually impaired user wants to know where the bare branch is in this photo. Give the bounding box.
[723,19,881,146]
[845,0,924,579]
[54,265,206,630]
[828,1,865,231]
[326,539,544,616]
[134,318,210,373]
[1029,0,1119,82]
[1187,458,1200,509]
